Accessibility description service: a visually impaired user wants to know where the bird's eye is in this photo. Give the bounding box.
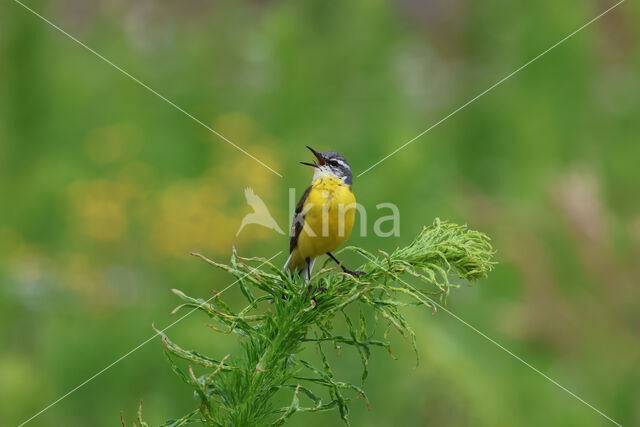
[328,160,338,167]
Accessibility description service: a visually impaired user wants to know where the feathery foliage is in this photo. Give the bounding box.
[154,219,495,426]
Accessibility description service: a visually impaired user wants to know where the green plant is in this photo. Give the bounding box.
[155,219,495,426]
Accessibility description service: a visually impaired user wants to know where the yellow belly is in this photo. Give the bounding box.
[290,177,356,270]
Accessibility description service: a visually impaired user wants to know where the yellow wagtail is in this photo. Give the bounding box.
[284,146,362,280]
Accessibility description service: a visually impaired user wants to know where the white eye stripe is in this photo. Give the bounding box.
[330,159,349,169]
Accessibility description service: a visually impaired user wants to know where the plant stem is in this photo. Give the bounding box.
[156,220,496,426]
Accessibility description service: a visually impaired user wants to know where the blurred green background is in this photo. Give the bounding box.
[1,0,639,426]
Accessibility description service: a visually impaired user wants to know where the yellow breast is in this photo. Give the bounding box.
[294,176,356,265]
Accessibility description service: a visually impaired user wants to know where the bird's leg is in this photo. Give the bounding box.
[326,252,364,277]
[305,257,313,296]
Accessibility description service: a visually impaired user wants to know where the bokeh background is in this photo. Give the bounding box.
[1,0,639,426]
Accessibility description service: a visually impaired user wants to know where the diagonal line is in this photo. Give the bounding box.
[357,252,622,426]
[13,0,283,178]
[17,251,283,427]
[357,0,625,177]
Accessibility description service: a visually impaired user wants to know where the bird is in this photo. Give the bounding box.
[284,146,362,281]
[236,187,285,237]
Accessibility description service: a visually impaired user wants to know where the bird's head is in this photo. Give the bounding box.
[301,146,353,186]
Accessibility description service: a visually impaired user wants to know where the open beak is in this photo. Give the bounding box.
[300,146,325,168]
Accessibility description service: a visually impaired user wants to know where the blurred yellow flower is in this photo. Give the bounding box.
[68,178,139,242]
[150,113,282,257]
